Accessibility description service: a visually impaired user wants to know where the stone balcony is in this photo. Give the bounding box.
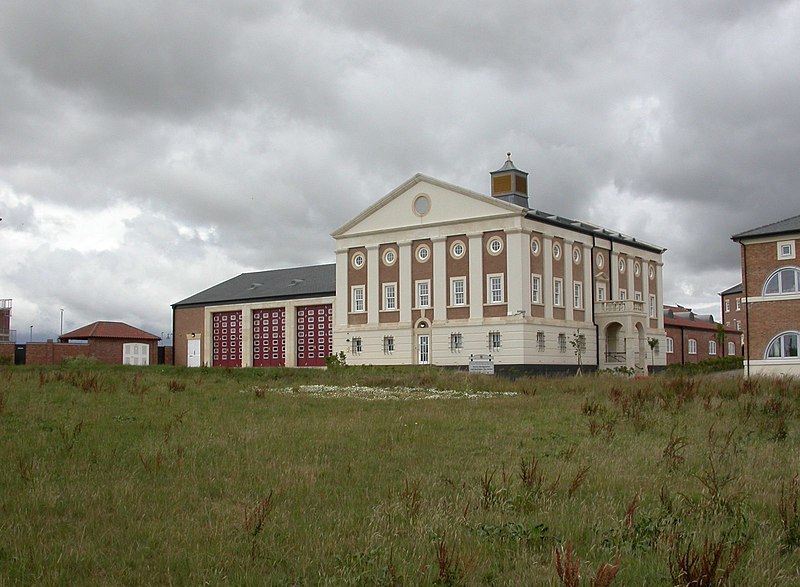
[594,300,647,318]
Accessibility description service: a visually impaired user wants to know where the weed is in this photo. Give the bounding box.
[519,454,544,494]
[694,425,741,516]
[243,490,274,562]
[738,378,760,395]
[434,539,475,585]
[661,376,699,410]
[588,416,616,440]
[623,493,639,535]
[591,554,621,587]
[779,475,800,550]
[480,469,497,509]
[400,479,422,519]
[138,448,164,472]
[581,399,603,416]
[128,372,149,395]
[554,542,580,587]
[568,465,591,498]
[662,427,688,470]
[167,378,186,392]
[668,536,745,587]
[17,457,33,482]
[59,421,83,452]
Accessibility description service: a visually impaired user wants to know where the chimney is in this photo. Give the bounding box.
[490,153,529,208]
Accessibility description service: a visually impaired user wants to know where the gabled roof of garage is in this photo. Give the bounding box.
[172,263,336,308]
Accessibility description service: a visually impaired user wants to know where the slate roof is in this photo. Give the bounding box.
[524,209,665,254]
[60,321,160,341]
[663,309,740,334]
[173,263,336,308]
[719,283,743,296]
[732,214,800,241]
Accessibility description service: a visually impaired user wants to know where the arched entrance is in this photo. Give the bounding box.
[414,318,431,365]
[604,322,625,367]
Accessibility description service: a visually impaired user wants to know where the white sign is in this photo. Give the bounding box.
[469,353,494,375]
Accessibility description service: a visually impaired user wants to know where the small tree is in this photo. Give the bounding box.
[714,323,726,357]
[570,329,587,375]
[647,337,659,373]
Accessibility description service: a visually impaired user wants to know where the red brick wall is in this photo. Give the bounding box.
[721,293,745,330]
[665,326,741,365]
[174,307,205,367]
[0,342,13,363]
[22,339,157,366]
[161,346,174,365]
[747,299,800,360]
[741,238,800,359]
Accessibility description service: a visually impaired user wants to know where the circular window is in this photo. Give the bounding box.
[634,262,641,276]
[352,252,365,269]
[596,253,604,268]
[383,249,397,266]
[413,194,431,216]
[531,237,541,256]
[450,240,466,259]
[649,265,655,280]
[487,237,504,255]
[573,247,581,264]
[618,258,626,273]
[553,243,562,260]
[416,244,431,262]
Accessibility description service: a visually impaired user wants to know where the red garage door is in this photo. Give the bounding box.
[252,308,285,367]
[212,311,242,367]
[296,304,333,367]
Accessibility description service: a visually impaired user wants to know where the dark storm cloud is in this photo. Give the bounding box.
[1,0,798,335]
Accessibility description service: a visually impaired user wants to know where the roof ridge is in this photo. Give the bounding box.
[733,213,800,238]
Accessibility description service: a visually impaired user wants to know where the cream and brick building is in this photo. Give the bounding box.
[173,156,667,373]
[729,214,800,376]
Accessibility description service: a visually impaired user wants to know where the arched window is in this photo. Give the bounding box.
[763,267,800,296]
[765,332,799,359]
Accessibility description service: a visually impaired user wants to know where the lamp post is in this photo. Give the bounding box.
[60,308,64,336]
[29,325,33,342]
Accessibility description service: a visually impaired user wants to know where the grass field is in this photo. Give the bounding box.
[1,364,799,585]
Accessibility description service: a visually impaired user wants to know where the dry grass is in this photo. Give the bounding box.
[0,365,799,584]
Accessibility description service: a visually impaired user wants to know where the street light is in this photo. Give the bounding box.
[29,325,33,342]
[60,308,64,336]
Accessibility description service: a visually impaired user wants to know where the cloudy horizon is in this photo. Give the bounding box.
[1,0,798,344]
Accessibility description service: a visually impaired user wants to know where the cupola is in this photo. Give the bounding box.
[490,153,529,208]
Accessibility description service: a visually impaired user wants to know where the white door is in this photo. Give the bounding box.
[187,339,201,367]
[418,334,430,365]
[123,343,149,366]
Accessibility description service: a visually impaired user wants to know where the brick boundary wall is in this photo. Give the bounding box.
[3,339,158,366]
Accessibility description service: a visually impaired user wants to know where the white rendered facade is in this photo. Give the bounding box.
[331,165,666,374]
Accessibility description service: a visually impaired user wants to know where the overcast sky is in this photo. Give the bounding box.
[1,0,798,343]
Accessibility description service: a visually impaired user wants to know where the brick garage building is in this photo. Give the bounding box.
[729,215,800,376]
[23,321,161,366]
[663,305,741,366]
[172,264,335,368]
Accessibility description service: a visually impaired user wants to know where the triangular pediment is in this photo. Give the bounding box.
[331,174,525,238]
